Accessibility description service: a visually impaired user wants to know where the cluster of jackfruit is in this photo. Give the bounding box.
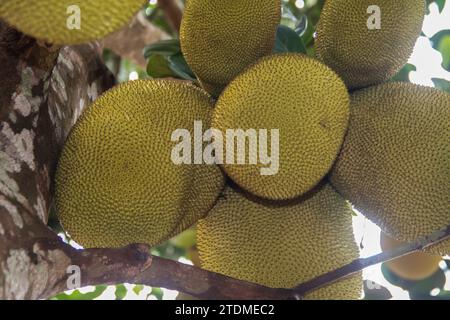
[11,0,445,299]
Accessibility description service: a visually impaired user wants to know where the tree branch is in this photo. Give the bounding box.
[43,225,448,300]
[292,225,450,298]
[41,241,292,300]
[101,11,169,68]
[158,0,183,33]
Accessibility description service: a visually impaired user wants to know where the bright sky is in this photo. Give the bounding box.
[409,2,450,86]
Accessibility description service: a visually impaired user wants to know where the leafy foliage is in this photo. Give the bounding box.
[427,0,447,13]
[51,285,108,300]
[430,29,450,71]
[390,64,417,83]
[381,263,450,300]
[363,281,393,300]
[144,39,195,80]
[273,25,306,54]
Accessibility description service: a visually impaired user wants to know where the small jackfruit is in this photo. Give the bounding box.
[55,79,224,248]
[330,82,450,256]
[380,233,442,281]
[180,0,281,96]
[212,54,349,200]
[0,0,145,44]
[197,183,362,299]
[315,0,425,89]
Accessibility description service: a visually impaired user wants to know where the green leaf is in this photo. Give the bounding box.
[115,284,127,300]
[426,0,446,13]
[432,78,450,93]
[144,39,181,58]
[381,263,446,296]
[363,280,392,300]
[430,30,450,71]
[167,53,196,80]
[170,228,197,249]
[150,287,164,300]
[389,64,417,83]
[51,285,107,300]
[435,0,446,12]
[273,25,307,54]
[146,54,176,79]
[294,15,308,37]
[144,39,195,80]
[133,285,145,295]
[433,290,450,299]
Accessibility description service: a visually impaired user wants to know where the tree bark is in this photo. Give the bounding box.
[101,12,169,68]
[0,21,115,299]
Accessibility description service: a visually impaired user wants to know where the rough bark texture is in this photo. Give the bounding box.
[101,12,169,68]
[0,21,115,299]
[158,0,183,33]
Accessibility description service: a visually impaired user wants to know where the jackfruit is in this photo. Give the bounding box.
[380,233,442,281]
[212,54,350,200]
[315,0,425,89]
[180,0,281,96]
[55,79,224,248]
[330,82,450,256]
[0,0,145,44]
[197,183,362,299]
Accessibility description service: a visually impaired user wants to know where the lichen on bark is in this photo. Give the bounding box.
[0,21,114,300]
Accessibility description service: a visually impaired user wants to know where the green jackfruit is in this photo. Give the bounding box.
[197,183,362,299]
[55,79,224,248]
[180,0,281,96]
[212,54,349,200]
[315,0,425,89]
[331,82,450,256]
[0,0,145,44]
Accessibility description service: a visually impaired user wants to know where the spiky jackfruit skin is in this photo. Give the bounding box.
[197,79,225,100]
[55,79,224,248]
[380,233,442,281]
[0,0,145,44]
[315,0,425,89]
[212,54,349,200]
[197,184,362,299]
[180,0,281,96]
[330,83,450,256]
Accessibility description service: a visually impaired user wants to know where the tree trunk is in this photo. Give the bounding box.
[0,21,116,299]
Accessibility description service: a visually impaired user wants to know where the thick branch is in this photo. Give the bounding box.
[41,241,291,300]
[135,256,292,300]
[40,225,450,300]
